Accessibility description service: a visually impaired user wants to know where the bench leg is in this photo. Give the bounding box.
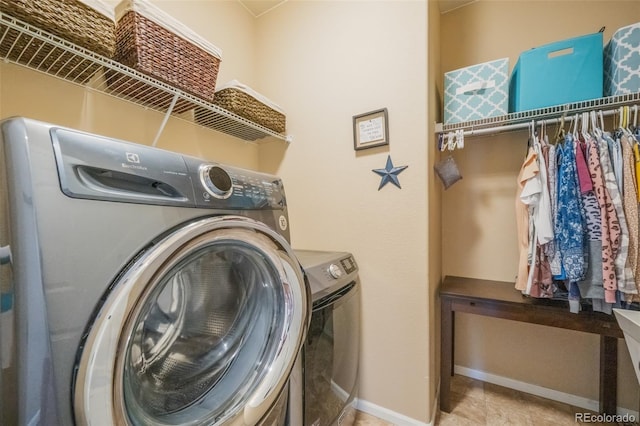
[440,300,454,412]
[600,335,617,415]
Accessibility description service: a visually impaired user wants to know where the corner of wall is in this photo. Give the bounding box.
[427,0,443,422]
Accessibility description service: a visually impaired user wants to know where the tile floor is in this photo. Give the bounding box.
[437,375,638,426]
[352,375,639,425]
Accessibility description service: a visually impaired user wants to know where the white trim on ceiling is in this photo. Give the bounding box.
[439,0,478,14]
[237,0,288,18]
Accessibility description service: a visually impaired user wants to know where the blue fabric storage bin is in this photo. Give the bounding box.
[509,32,603,112]
[604,23,640,96]
[444,58,509,124]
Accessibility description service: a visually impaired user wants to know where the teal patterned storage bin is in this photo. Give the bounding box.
[509,32,603,112]
[604,23,640,97]
[444,58,509,124]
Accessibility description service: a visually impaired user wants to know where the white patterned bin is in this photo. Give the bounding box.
[605,23,640,97]
[444,58,509,125]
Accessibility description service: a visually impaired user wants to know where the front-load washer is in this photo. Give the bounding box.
[0,117,310,426]
[294,250,360,426]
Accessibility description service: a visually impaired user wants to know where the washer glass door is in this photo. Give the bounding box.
[74,217,308,426]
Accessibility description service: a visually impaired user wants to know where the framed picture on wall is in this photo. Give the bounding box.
[353,108,389,151]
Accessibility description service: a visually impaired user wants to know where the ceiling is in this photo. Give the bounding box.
[238,0,287,17]
[238,0,477,18]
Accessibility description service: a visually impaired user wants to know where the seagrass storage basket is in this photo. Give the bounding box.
[0,0,115,56]
[0,0,115,82]
[204,81,286,134]
[111,0,222,109]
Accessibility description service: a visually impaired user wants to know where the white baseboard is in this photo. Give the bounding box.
[454,365,639,418]
[429,380,440,426]
[353,380,440,425]
[356,398,430,426]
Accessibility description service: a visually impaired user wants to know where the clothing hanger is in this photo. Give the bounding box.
[445,131,454,151]
[526,120,535,154]
[590,110,598,138]
[623,106,631,135]
[540,121,548,146]
[456,129,464,150]
[598,110,605,134]
[590,110,603,140]
[571,113,579,137]
[554,113,566,144]
[619,106,624,129]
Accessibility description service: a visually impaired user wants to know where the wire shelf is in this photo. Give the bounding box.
[436,92,640,137]
[0,12,289,143]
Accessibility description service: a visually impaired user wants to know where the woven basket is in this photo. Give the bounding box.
[113,6,221,105]
[0,0,115,57]
[0,0,114,83]
[211,88,286,133]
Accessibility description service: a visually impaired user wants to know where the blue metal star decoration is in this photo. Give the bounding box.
[372,155,408,190]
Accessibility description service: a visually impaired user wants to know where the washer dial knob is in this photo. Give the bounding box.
[200,165,233,199]
[328,263,343,279]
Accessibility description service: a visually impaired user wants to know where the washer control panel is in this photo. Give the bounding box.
[183,156,286,210]
[50,126,289,212]
[230,171,282,208]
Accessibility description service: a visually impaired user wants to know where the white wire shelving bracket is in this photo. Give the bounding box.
[435,91,640,138]
[0,12,289,143]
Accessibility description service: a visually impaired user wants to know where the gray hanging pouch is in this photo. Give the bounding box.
[434,155,462,189]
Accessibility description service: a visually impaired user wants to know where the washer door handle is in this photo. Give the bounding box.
[0,245,11,265]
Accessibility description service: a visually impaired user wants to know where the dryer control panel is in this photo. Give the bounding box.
[294,250,359,305]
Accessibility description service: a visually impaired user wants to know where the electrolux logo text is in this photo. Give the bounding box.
[122,152,147,171]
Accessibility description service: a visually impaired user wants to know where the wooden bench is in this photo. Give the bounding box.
[440,275,624,414]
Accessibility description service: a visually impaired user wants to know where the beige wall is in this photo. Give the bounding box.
[255,1,432,422]
[441,0,640,410]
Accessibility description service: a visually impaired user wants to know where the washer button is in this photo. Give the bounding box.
[328,264,343,279]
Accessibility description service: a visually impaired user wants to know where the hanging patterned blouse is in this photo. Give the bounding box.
[588,133,620,304]
[554,136,586,282]
[545,144,563,276]
[600,132,635,295]
[621,133,639,297]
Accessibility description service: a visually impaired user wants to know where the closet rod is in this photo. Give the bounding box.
[452,107,624,138]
